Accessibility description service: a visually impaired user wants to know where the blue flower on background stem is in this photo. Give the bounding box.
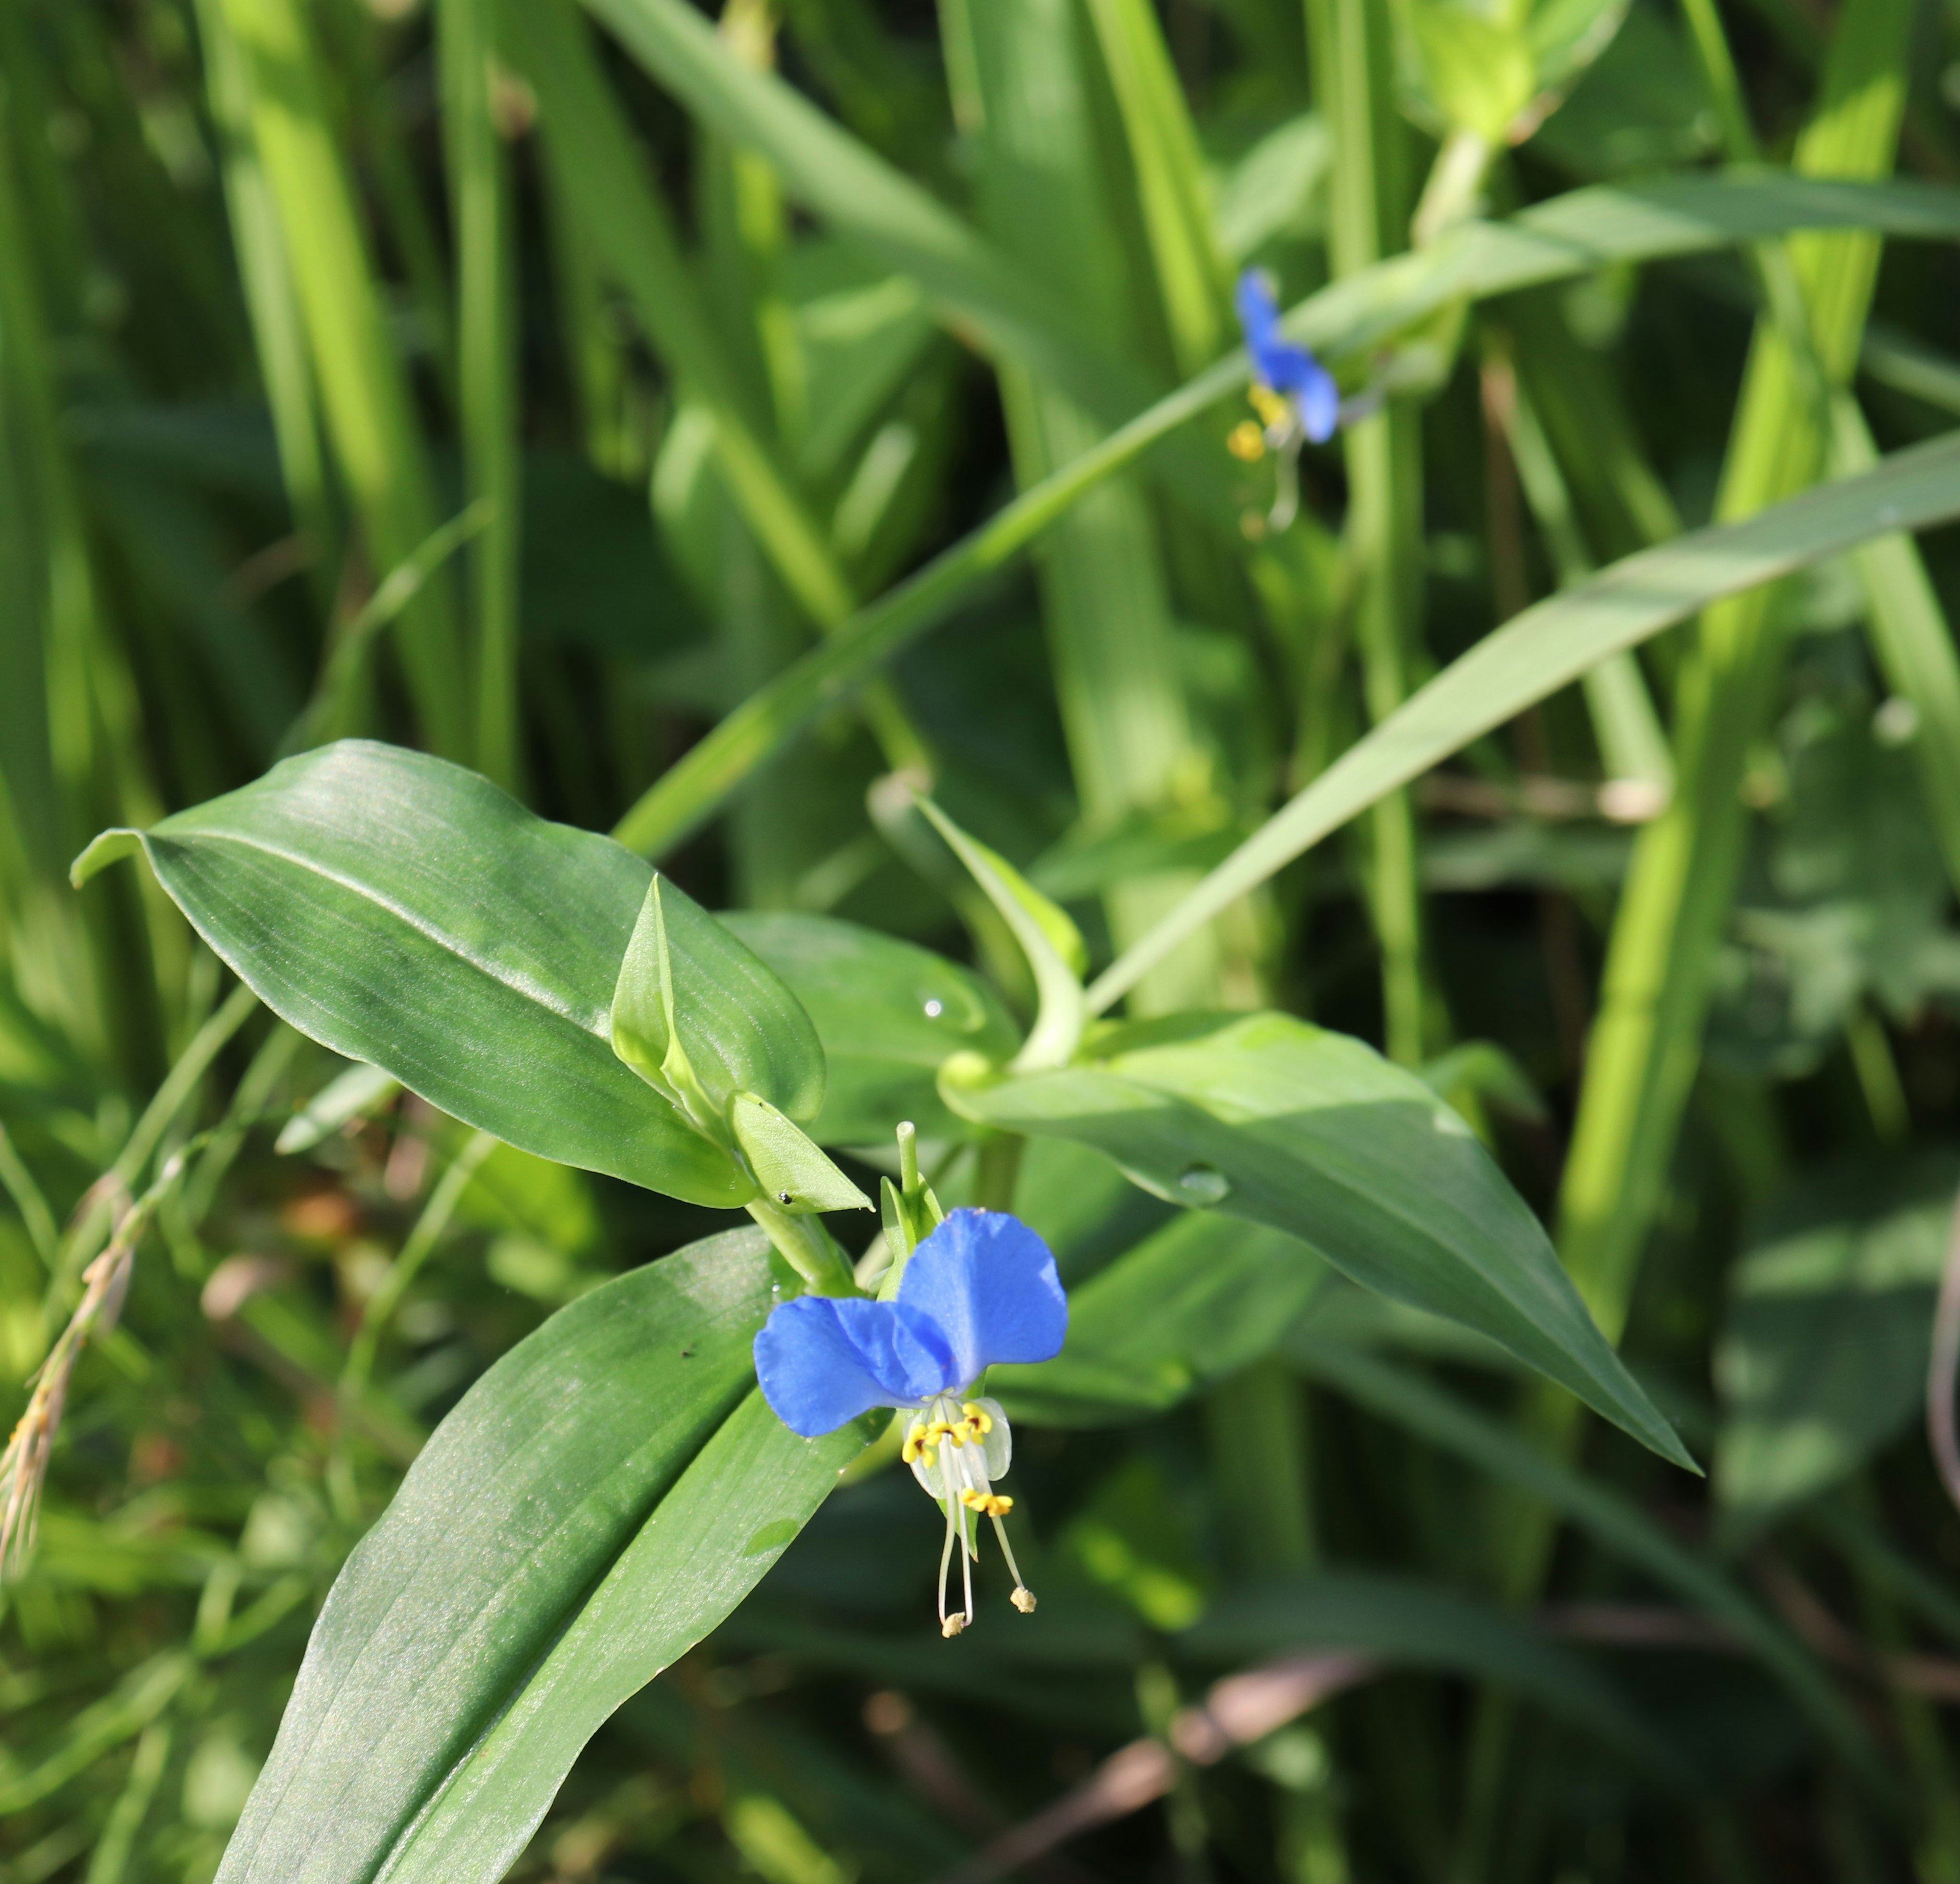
[1229,270,1342,535]
[755,1208,1065,1635]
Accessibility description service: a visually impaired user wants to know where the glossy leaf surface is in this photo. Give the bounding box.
[720,912,1020,1144]
[946,1012,1696,1470]
[215,1227,852,1884]
[990,1213,1329,1425]
[75,741,764,1205]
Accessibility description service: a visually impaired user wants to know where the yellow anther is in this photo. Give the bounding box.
[1227,419,1266,462]
[1248,383,1290,428]
[901,1422,927,1465]
[961,1403,993,1435]
[941,1614,966,1638]
[1011,1587,1037,1614]
[959,1490,1013,1518]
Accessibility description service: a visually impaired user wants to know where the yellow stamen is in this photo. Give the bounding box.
[1249,383,1290,429]
[941,1614,966,1638]
[901,1422,927,1465]
[1227,419,1266,462]
[959,1489,1013,1518]
[1011,1587,1037,1614]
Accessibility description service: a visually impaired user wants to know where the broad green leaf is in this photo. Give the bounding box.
[610,876,827,1124]
[74,740,752,1207]
[990,1212,1330,1426]
[371,1396,863,1883]
[943,1011,1696,1471]
[1091,428,1960,1011]
[214,1226,860,1884]
[1714,1162,1954,1533]
[1184,1571,1686,1784]
[718,911,1020,1144]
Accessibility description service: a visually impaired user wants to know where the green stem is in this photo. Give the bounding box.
[440,0,523,792]
[972,1135,1023,1214]
[745,1197,857,1295]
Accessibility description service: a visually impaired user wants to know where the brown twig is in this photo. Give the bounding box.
[1926,1180,1960,1516]
[929,1653,1373,1884]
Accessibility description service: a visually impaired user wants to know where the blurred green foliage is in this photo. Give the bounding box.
[8,0,1960,1877]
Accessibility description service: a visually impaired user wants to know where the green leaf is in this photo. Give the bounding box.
[943,1011,1697,1471]
[1714,1161,1954,1533]
[214,1226,862,1884]
[718,912,1020,1144]
[371,1396,863,1882]
[1403,2,1537,143]
[989,1212,1330,1426]
[75,740,752,1207]
[610,876,827,1125]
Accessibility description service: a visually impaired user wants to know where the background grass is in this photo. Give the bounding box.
[8,0,1960,1877]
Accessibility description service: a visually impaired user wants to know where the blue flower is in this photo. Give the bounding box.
[754,1208,1065,1633]
[1234,270,1340,446]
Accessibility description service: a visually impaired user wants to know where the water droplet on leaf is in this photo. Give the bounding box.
[1177,1164,1231,1205]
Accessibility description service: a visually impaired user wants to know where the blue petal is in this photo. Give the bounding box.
[1293,364,1340,445]
[1235,269,1282,358]
[1235,268,1340,443]
[754,1296,958,1438]
[895,1209,1067,1387]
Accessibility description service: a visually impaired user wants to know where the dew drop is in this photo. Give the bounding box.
[923,998,944,1019]
[1177,1164,1231,1205]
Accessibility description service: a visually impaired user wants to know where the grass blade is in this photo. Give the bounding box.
[1087,428,1960,1012]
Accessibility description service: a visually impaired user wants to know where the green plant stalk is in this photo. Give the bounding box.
[609,177,1960,864]
[1437,39,1920,1874]
[440,0,523,793]
[1502,364,1673,793]
[215,0,468,761]
[1081,0,1229,380]
[938,0,1217,1015]
[745,1196,856,1295]
[83,1721,174,1884]
[1833,396,1960,895]
[506,0,853,635]
[1440,22,1921,1856]
[190,0,337,606]
[330,1130,498,1522]
[1555,0,1909,1350]
[1307,0,1426,1066]
[0,85,172,1088]
[1289,1338,1896,1802]
[1846,1503,1960,1880]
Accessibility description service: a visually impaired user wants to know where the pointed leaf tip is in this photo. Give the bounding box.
[70,829,143,889]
